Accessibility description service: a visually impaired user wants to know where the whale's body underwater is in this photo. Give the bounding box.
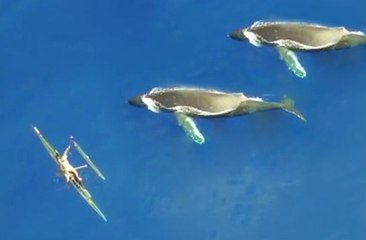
[230,21,366,51]
[129,87,305,144]
[229,21,366,77]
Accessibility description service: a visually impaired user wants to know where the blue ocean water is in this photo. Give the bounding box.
[2,0,366,239]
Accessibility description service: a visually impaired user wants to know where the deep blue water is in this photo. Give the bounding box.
[2,0,366,239]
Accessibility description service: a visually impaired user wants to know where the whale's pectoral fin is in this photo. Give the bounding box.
[174,112,205,144]
[276,46,306,78]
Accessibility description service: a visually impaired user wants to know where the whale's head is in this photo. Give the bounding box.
[128,94,161,113]
[128,95,146,108]
[229,27,263,47]
[228,28,247,41]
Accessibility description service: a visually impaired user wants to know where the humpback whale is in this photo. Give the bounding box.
[128,87,305,144]
[229,21,366,78]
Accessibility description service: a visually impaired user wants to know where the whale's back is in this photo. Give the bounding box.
[148,88,245,115]
[250,22,347,48]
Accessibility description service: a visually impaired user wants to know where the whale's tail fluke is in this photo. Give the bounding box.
[339,32,366,48]
[280,97,306,121]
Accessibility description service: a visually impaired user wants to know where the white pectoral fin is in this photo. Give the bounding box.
[174,112,205,144]
[276,46,306,78]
